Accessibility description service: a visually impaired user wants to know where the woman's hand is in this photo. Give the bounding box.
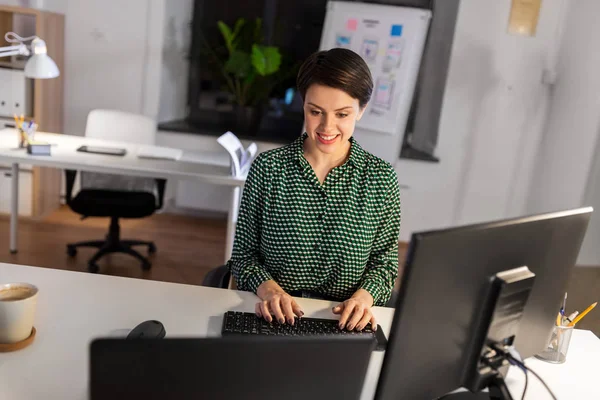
[256,280,304,325]
[332,289,376,331]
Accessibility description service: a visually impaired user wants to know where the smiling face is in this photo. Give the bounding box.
[303,84,366,159]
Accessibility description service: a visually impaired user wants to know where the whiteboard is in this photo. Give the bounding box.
[319,1,432,136]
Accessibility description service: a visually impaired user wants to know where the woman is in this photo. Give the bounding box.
[227,48,401,332]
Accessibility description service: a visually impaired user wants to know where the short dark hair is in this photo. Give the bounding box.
[296,48,373,108]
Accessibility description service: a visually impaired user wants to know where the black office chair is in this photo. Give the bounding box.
[202,265,231,288]
[64,169,166,273]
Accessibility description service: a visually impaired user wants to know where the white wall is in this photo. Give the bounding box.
[390,0,565,241]
[157,0,192,122]
[527,0,600,215]
[36,0,165,135]
[143,0,167,119]
[64,0,147,134]
[527,0,600,265]
[37,0,63,13]
[36,0,188,130]
[0,0,43,9]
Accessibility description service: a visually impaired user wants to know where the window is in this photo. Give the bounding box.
[184,0,329,143]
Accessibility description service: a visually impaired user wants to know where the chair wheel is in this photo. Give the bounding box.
[67,245,77,257]
[141,260,152,271]
[148,243,157,255]
[88,262,99,273]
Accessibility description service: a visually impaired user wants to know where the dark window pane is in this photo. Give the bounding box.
[186,0,327,142]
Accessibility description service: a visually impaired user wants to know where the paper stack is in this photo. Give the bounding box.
[217,131,258,177]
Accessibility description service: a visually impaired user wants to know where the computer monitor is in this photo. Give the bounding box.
[90,336,375,400]
[374,207,593,400]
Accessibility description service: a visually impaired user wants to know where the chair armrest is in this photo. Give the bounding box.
[202,265,231,288]
[64,170,78,204]
[155,179,167,210]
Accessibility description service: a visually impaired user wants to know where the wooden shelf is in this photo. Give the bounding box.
[0,5,64,219]
[0,5,46,16]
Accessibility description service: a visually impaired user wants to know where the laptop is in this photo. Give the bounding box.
[90,336,375,400]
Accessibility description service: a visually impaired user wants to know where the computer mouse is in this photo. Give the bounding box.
[127,320,166,339]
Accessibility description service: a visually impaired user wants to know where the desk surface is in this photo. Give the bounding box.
[0,130,243,186]
[0,263,598,400]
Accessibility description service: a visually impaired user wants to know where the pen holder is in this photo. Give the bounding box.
[534,325,573,364]
[18,128,28,149]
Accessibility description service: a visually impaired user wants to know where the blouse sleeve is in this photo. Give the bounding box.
[227,154,273,293]
[359,167,401,306]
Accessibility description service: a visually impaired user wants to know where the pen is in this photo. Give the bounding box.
[568,302,597,327]
[560,292,567,316]
[28,121,35,141]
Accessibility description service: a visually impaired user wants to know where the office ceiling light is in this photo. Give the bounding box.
[0,32,60,79]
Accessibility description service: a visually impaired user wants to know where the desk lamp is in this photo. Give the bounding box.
[0,32,59,79]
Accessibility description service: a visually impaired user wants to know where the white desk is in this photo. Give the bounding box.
[1,263,599,400]
[0,130,244,261]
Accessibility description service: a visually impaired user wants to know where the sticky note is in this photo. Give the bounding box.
[391,24,403,37]
[347,18,358,31]
[335,34,351,48]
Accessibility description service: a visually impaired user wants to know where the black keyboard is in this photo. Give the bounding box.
[221,311,387,351]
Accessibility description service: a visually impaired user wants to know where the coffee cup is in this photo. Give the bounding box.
[0,283,38,344]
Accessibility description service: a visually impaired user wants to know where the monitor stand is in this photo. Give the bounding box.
[438,375,513,400]
[441,267,533,400]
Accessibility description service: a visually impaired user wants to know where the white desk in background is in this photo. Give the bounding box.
[1,263,598,400]
[0,130,244,262]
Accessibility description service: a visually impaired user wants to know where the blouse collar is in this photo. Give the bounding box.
[292,132,366,169]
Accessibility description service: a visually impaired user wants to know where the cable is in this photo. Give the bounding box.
[506,354,558,400]
[520,366,529,400]
[4,32,37,44]
[504,348,529,400]
[437,345,549,400]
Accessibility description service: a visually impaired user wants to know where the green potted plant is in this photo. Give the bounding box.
[202,17,284,134]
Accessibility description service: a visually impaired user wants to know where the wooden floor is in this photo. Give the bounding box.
[0,206,597,336]
[0,206,228,286]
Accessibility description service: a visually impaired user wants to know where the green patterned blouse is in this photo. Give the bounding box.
[227,133,401,306]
